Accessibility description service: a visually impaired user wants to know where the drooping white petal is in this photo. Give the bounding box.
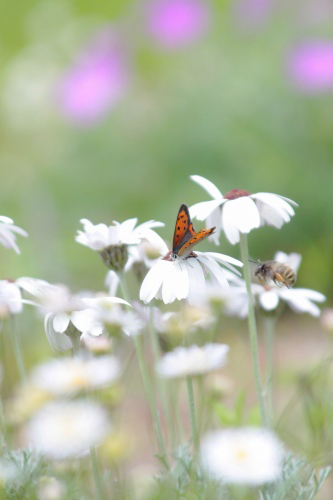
[187,257,206,304]
[251,193,297,219]
[174,261,189,300]
[44,314,73,353]
[82,296,131,308]
[255,199,286,228]
[259,291,279,311]
[203,252,243,269]
[140,260,168,303]
[206,206,222,245]
[53,313,70,333]
[105,270,120,296]
[190,199,223,221]
[197,255,229,289]
[190,175,223,200]
[222,197,260,244]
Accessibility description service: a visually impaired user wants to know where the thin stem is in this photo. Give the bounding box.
[133,335,169,469]
[118,273,169,469]
[90,446,104,500]
[264,315,276,423]
[186,375,199,453]
[10,316,26,383]
[239,233,268,427]
[149,307,176,449]
[184,327,199,453]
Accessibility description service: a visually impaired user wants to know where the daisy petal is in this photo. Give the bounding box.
[190,175,223,200]
[187,257,206,304]
[197,255,229,289]
[53,313,70,333]
[259,291,279,311]
[140,260,167,303]
[190,199,223,221]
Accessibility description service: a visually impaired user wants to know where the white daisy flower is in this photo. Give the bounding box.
[0,280,24,317]
[140,251,243,305]
[189,175,298,245]
[223,252,325,318]
[156,343,229,378]
[26,400,109,460]
[76,218,164,271]
[17,277,129,351]
[84,297,144,337]
[201,427,284,485]
[0,216,28,254]
[30,356,121,395]
[155,305,214,335]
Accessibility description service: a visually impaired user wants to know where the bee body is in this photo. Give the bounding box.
[254,260,296,288]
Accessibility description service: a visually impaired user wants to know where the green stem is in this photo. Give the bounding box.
[90,446,104,500]
[10,316,26,383]
[118,273,169,469]
[264,316,276,424]
[149,307,176,449]
[133,336,169,469]
[239,233,268,427]
[186,375,199,453]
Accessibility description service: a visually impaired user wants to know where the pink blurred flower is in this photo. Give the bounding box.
[288,41,333,93]
[233,0,274,31]
[58,31,130,125]
[146,0,211,49]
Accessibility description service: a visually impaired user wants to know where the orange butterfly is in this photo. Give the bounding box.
[170,204,215,260]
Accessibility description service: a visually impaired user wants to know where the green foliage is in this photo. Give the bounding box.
[2,448,47,500]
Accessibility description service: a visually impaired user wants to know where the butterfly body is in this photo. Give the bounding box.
[170,204,215,260]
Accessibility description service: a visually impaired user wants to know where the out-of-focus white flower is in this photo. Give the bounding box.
[0,280,24,317]
[155,305,214,335]
[76,218,164,250]
[223,252,325,318]
[140,251,242,305]
[0,216,28,254]
[81,331,113,353]
[26,400,109,460]
[37,477,66,500]
[201,427,284,485]
[190,175,298,245]
[76,218,165,272]
[17,277,129,351]
[156,343,229,378]
[30,356,121,395]
[84,297,144,337]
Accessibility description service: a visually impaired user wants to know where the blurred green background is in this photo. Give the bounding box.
[1,0,333,298]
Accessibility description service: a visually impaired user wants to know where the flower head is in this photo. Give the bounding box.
[0,216,27,254]
[30,356,121,395]
[76,218,164,271]
[287,41,333,93]
[201,427,284,485]
[58,29,130,125]
[190,175,298,245]
[156,343,229,378]
[140,250,242,304]
[26,400,109,460]
[145,0,211,50]
[0,280,24,317]
[223,252,326,317]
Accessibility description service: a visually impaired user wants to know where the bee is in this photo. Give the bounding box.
[254,260,297,288]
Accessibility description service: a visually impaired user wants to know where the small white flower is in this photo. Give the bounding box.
[155,305,214,335]
[190,175,298,245]
[0,280,24,317]
[201,428,283,485]
[26,400,109,460]
[223,252,325,318]
[84,297,144,337]
[30,356,121,395]
[140,251,243,305]
[17,278,129,351]
[0,216,28,254]
[156,343,229,378]
[76,218,165,272]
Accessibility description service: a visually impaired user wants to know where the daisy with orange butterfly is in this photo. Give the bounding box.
[140,204,243,304]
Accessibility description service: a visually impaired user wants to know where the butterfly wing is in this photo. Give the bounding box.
[172,204,196,251]
[177,228,216,258]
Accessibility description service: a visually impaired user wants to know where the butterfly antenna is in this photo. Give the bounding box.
[248,259,257,264]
